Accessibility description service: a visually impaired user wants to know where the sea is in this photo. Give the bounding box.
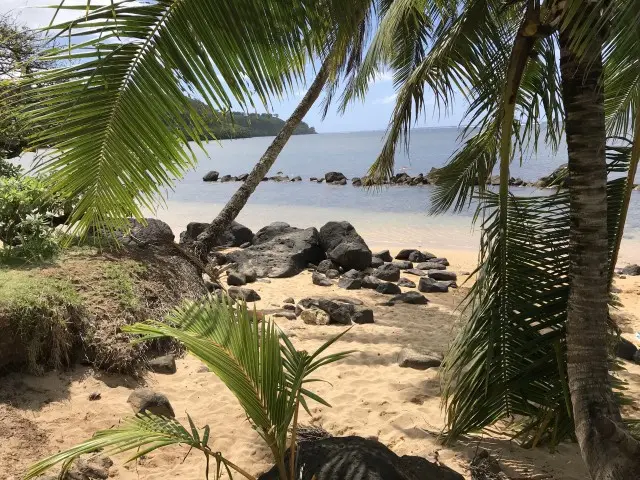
[16,127,640,264]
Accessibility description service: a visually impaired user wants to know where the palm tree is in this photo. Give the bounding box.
[23,297,352,480]
[19,0,369,236]
[341,0,640,477]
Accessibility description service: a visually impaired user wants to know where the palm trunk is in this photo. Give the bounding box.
[191,57,331,259]
[560,5,640,479]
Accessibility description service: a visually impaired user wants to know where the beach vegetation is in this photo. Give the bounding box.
[24,296,352,480]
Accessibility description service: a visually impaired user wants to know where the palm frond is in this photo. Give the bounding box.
[442,143,634,446]
[24,413,252,480]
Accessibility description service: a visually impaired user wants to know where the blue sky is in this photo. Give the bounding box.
[3,0,467,133]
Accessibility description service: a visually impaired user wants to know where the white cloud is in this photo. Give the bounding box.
[374,69,393,83]
[373,93,397,105]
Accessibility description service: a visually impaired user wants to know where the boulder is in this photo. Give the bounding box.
[373,250,393,262]
[616,337,638,361]
[64,455,114,480]
[326,269,340,279]
[352,177,362,186]
[283,304,296,311]
[220,174,232,182]
[271,175,290,182]
[376,282,402,295]
[227,223,324,278]
[407,251,428,263]
[298,298,356,325]
[428,270,457,281]
[397,278,416,288]
[352,307,374,324]
[258,436,464,480]
[536,164,569,188]
[325,172,347,183]
[338,277,362,290]
[108,218,175,246]
[362,275,384,289]
[228,287,261,302]
[333,178,347,186]
[148,355,177,374]
[292,176,303,182]
[317,259,339,274]
[300,308,331,326]
[431,257,449,266]
[310,177,318,182]
[398,348,443,370]
[419,277,449,293]
[227,272,247,286]
[237,173,249,181]
[416,262,446,271]
[405,268,427,277]
[372,264,400,282]
[371,256,384,268]
[319,221,372,271]
[388,292,429,305]
[203,170,219,182]
[621,264,640,276]
[179,221,253,248]
[273,311,297,320]
[392,260,413,270]
[343,269,365,280]
[312,272,334,287]
[127,388,175,417]
[395,249,418,260]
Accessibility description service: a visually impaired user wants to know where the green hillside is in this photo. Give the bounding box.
[182,98,316,140]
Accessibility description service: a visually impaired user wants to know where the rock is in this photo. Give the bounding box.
[419,277,449,293]
[372,264,401,282]
[317,178,325,183]
[370,256,384,268]
[237,173,249,181]
[405,268,427,277]
[300,308,331,325]
[310,177,318,182]
[324,172,347,183]
[127,388,175,417]
[227,272,247,286]
[388,292,429,305]
[407,251,428,263]
[298,298,355,325]
[376,282,402,295]
[488,175,500,186]
[343,269,365,280]
[258,436,464,480]
[283,297,295,304]
[428,270,457,281]
[273,311,297,320]
[397,278,416,288]
[203,170,219,182]
[227,223,324,278]
[398,348,443,370]
[616,337,638,361]
[65,454,114,480]
[312,272,334,287]
[392,260,413,270]
[621,264,640,276]
[240,242,251,248]
[88,392,101,401]
[536,164,569,188]
[352,177,362,186]
[634,350,640,364]
[416,261,446,270]
[373,250,393,262]
[148,355,177,374]
[179,221,253,248]
[332,296,364,305]
[326,269,340,279]
[292,176,302,182]
[338,277,362,290]
[362,275,384,289]
[431,257,449,266]
[220,174,233,182]
[352,307,374,324]
[283,304,296,311]
[421,251,437,260]
[108,218,175,246]
[228,287,261,302]
[470,450,507,480]
[319,221,372,271]
[317,259,339,273]
[395,249,418,260]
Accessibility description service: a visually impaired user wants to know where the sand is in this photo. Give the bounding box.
[2,242,640,480]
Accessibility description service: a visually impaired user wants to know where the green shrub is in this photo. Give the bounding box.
[0,176,70,262]
[0,157,21,178]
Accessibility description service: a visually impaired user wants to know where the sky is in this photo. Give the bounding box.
[2,0,467,133]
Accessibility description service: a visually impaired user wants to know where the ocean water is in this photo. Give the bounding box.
[16,128,640,262]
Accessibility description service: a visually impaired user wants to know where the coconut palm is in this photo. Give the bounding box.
[24,297,352,480]
[341,0,640,477]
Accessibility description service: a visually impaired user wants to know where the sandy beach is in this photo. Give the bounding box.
[2,227,640,480]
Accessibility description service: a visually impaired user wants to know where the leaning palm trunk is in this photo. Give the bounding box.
[191,57,331,259]
[559,4,640,478]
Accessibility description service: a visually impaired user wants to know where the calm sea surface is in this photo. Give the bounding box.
[18,128,640,263]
